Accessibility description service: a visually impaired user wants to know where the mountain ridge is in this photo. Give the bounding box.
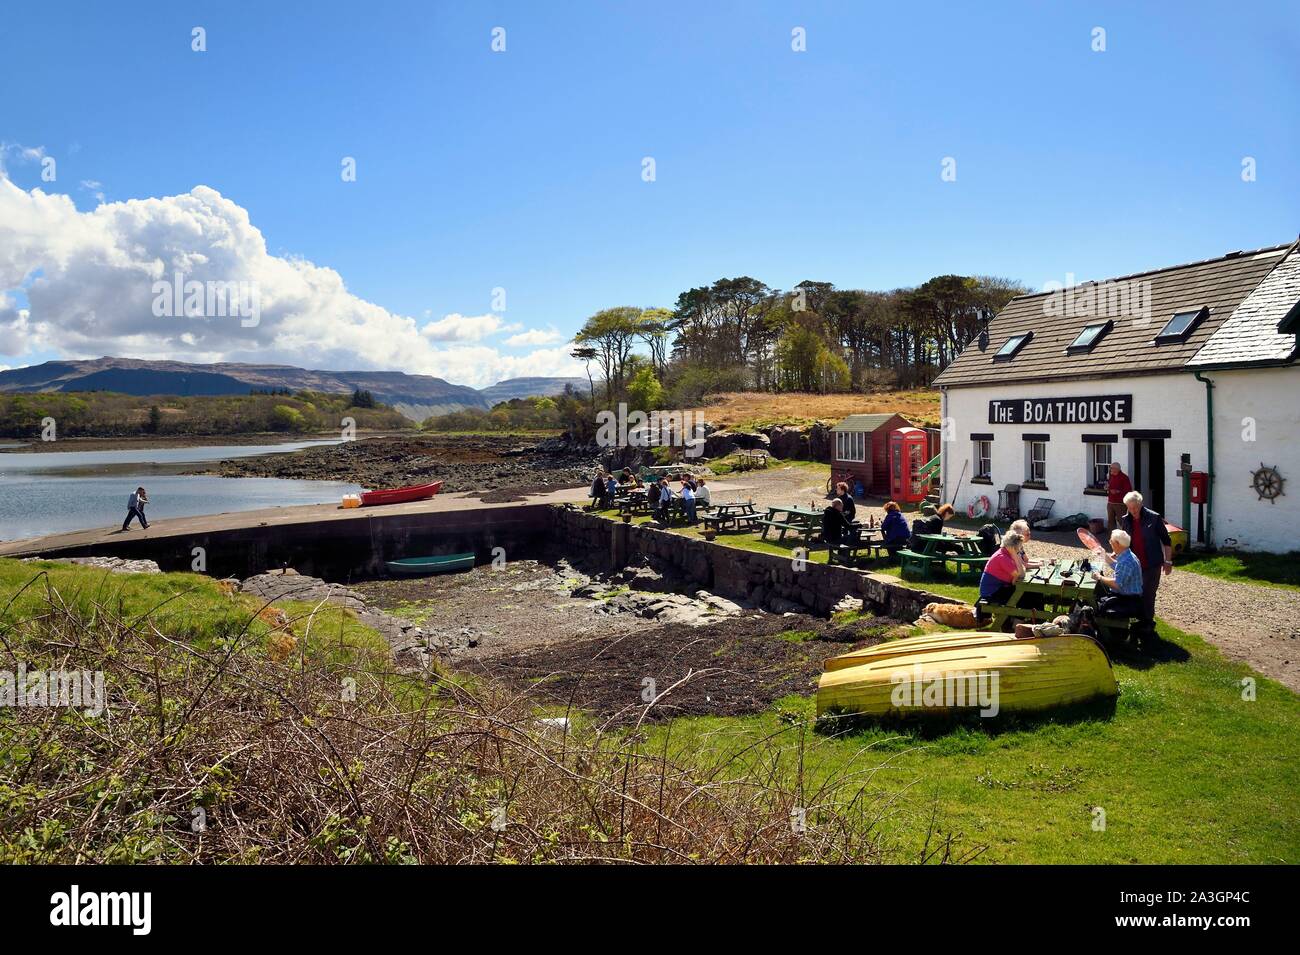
[0,357,586,421]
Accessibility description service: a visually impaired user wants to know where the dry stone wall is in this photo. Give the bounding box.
[550,507,959,620]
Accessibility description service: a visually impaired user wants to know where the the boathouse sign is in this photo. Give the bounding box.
[988,395,1133,425]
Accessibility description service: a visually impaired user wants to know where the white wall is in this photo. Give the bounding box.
[1204,365,1300,552]
[941,375,1209,530]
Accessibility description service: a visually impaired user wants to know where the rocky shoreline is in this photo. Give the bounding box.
[184,432,601,493]
[182,421,837,493]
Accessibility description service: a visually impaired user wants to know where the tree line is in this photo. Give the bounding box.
[570,273,1026,408]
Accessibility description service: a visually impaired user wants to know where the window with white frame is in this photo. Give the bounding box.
[1025,440,1047,484]
[1088,441,1113,489]
[835,431,865,462]
[974,440,991,479]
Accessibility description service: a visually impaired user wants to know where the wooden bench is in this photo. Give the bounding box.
[946,554,990,584]
[827,539,888,567]
[978,601,1140,642]
[702,512,761,533]
[897,549,937,579]
[756,518,815,546]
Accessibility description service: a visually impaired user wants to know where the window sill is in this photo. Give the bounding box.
[1083,488,1109,497]
[970,477,993,485]
[1021,482,1049,491]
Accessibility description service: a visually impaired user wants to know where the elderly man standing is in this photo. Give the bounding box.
[1106,461,1132,530]
[1119,490,1172,635]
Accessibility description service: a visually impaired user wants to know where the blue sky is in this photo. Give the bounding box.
[1,0,1297,385]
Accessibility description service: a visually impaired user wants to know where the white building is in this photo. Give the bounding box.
[933,242,1300,552]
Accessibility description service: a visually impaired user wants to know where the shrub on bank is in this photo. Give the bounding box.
[0,560,894,864]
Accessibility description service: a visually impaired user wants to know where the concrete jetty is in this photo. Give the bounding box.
[0,482,756,580]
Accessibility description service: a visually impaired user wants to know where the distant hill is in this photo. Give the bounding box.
[0,357,584,421]
[479,376,588,403]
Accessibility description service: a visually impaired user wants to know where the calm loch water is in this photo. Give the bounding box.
[0,440,361,541]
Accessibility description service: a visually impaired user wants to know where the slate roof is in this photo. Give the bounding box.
[1188,244,1300,367]
[934,244,1295,388]
[832,413,899,432]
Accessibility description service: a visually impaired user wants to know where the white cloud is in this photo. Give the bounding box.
[0,174,584,388]
[504,327,566,347]
[78,179,106,203]
[419,312,504,342]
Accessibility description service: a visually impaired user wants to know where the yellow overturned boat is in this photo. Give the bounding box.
[816,631,1117,721]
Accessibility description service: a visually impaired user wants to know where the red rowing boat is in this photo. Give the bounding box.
[360,481,444,507]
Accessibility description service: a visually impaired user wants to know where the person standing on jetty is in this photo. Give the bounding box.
[122,486,149,530]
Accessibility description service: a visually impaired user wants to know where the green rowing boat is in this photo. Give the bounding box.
[385,553,475,575]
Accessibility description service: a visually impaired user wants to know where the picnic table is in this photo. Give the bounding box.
[735,449,769,470]
[980,557,1136,640]
[756,504,823,547]
[701,501,762,533]
[827,527,890,567]
[897,533,989,582]
[615,490,651,516]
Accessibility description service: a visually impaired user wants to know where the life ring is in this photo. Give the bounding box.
[967,495,991,519]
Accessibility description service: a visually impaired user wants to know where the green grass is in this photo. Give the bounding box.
[580,511,1300,861]
[648,620,1300,863]
[1177,550,1300,592]
[0,559,389,664]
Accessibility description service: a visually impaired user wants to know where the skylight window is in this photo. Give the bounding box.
[1067,320,1113,354]
[1155,306,1208,344]
[993,332,1033,362]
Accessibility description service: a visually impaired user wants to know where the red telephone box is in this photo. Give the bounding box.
[889,427,930,503]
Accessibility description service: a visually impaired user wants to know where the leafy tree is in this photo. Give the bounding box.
[574,307,641,400]
[625,366,664,413]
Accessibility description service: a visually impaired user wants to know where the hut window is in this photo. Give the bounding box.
[974,440,991,479]
[1155,305,1208,344]
[1067,320,1113,353]
[1025,440,1047,484]
[1088,441,1113,489]
[836,431,865,462]
[992,331,1032,362]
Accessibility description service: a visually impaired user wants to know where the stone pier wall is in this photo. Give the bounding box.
[549,508,960,620]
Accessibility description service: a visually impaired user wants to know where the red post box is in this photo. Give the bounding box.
[1189,470,1208,504]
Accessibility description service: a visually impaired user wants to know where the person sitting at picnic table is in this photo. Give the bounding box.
[1092,528,1144,620]
[1009,519,1044,569]
[911,503,957,550]
[880,501,910,557]
[822,498,854,547]
[679,480,698,524]
[620,467,641,488]
[695,477,711,507]
[978,530,1029,609]
[834,481,856,521]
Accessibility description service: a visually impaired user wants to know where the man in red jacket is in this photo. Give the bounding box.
[1106,461,1132,530]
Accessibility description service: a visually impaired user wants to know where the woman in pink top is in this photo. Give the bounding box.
[979,530,1025,605]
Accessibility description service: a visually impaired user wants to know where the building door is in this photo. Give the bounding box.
[1131,439,1165,515]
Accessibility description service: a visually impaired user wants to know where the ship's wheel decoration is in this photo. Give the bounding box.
[1250,463,1285,503]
